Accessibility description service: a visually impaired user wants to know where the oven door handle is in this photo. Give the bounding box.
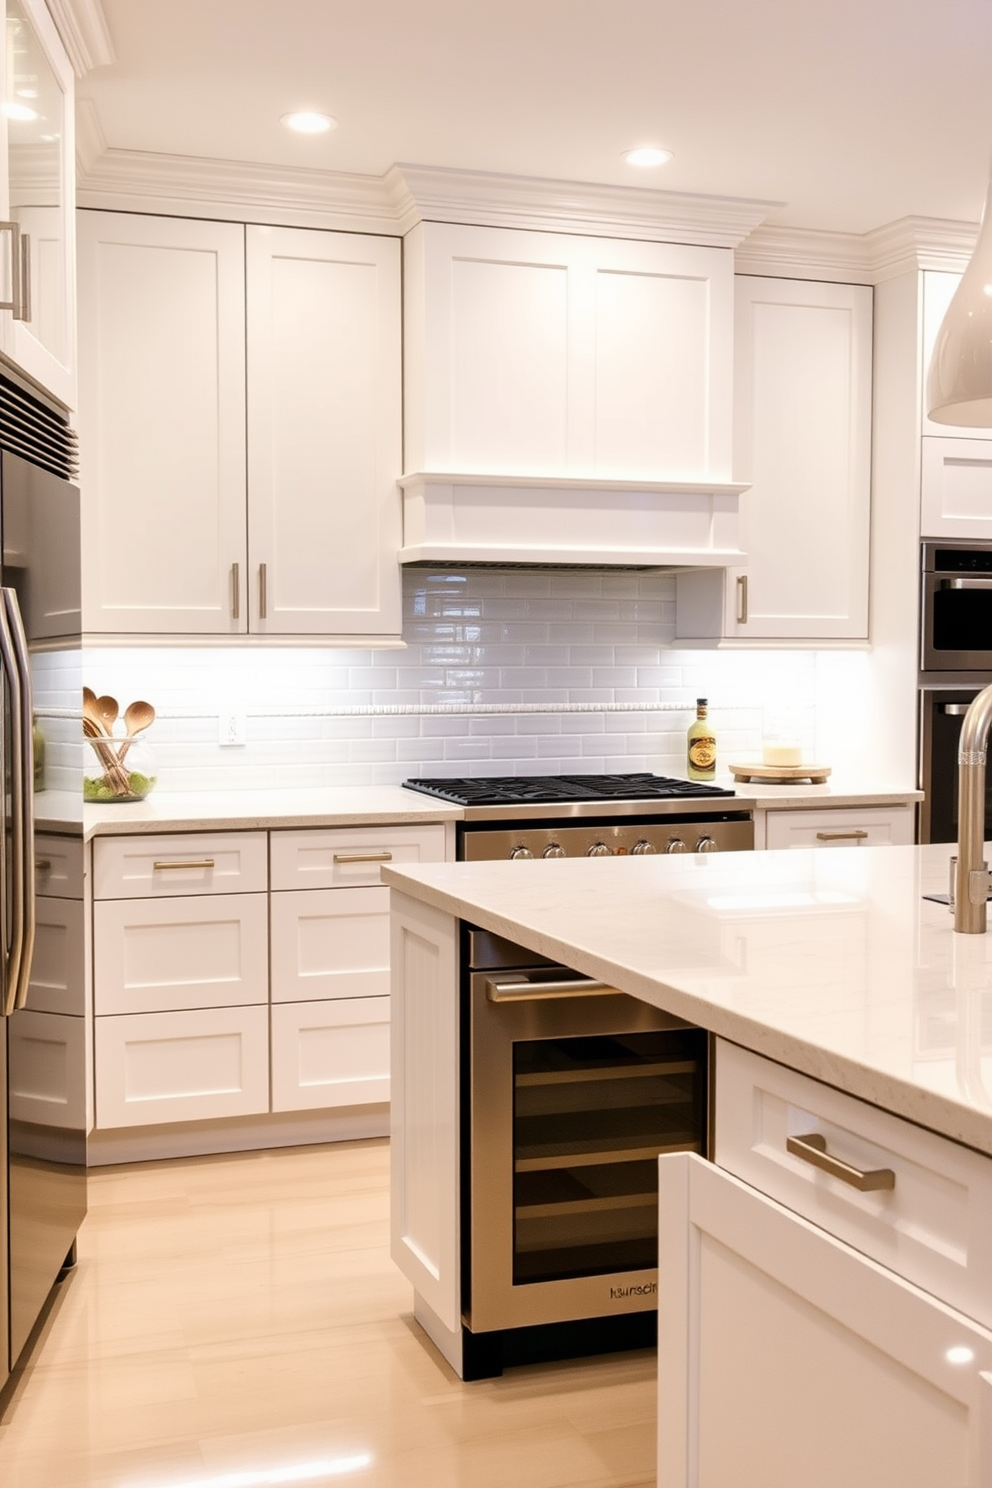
[940,577,992,590]
[485,974,621,1002]
[939,703,972,716]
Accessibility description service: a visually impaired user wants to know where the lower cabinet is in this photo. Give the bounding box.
[89,822,446,1141]
[94,1006,270,1128]
[656,1040,992,1487]
[758,803,916,850]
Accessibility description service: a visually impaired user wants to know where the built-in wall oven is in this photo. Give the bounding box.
[919,542,992,842]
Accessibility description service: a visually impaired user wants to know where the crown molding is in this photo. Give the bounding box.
[386,162,780,247]
[76,143,404,233]
[861,216,978,279]
[46,0,114,76]
[734,224,873,282]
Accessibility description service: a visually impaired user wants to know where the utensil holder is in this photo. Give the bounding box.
[84,735,157,802]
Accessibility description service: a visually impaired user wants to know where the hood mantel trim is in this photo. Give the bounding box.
[398,471,750,571]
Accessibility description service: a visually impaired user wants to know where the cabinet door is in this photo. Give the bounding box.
[245,225,401,639]
[677,277,872,643]
[77,211,248,635]
[0,0,76,408]
[270,997,389,1111]
[270,886,389,1003]
[93,893,269,1014]
[404,221,734,482]
[921,436,992,540]
[657,1153,992,1488]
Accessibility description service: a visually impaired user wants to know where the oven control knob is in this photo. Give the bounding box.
[631,840,658,855]
[542,843,566,858]
[666,838,688,854]
[586,842,611,856]
[695,836,718,853]
[509,846,534,860]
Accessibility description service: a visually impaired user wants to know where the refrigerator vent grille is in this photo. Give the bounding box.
[0,373,77,479]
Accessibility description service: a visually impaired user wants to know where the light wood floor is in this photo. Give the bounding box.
[0,1139,657,1488]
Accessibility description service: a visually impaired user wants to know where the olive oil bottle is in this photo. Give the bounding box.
[686,698,716,781]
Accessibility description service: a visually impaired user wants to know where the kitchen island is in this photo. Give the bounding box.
[384,843,992,1486]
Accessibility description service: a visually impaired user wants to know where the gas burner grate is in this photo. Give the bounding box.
[403,773,736,806]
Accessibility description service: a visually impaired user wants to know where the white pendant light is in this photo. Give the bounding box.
[927,164,992,426]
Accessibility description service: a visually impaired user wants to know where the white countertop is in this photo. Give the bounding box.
[36,786,461,839]
[383,843,992,1158]
[35,777,920,839]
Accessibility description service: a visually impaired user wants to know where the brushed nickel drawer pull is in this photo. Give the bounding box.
[332,851,394,864]
[786,1132,895,1192]
[35,859,52,872]
[487,975,620,1003]
[152,859,216,871]
[736,573,748,625]
[815,829,869,841]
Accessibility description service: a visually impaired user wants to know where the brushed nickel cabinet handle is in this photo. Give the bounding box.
[815,829,869,841]
[0,220,23,317]
[231,562,240,620]
[736,574,748,625]
[259,562,267,620]
[17,230,30,323]
[786,1132,895,1191]
[333,851,394,864]
[486,975,620,1003]
[152,859,216,871]
[35,858,52,872]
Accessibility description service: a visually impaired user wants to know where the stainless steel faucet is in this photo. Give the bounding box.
[955,682,992,932]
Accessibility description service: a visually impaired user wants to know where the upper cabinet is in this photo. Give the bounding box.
[676,275,873,643]
[77,211,402,642]
[0,0,75,409]
[403,221,735,481]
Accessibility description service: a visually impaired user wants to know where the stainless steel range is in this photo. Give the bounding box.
[402,772,755,858]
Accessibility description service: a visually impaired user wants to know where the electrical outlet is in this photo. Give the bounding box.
[219,712,246,747]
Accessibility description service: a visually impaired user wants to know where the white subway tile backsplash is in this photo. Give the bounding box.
[74,569,853,792]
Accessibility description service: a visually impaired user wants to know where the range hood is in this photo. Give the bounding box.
[398,471,750,571]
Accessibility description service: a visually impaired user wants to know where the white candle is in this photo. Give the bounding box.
[762,742,802,768]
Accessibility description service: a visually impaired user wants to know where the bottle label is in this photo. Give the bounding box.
[688,736,716,770]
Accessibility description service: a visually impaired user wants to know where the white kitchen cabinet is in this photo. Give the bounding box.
[93,893,269,1015]
[759,803,916,850]
[270,997,389,1112]
[0,0,76,408]
[92,831,268,900]
[77,213,402,642]
[94,1005,270,1129]
[77,211,247,635]
[245,226,401,638]
[404,221,734,481]
[269,886,389,1003]
[920,436,992,540]
[29,895,85,1015]
[8,1007,87,1128]
[657,1151,992,1488]
[676,275,872,643]
[269,823,448,890]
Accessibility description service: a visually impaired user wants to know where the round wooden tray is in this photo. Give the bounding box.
[729,762,832,785]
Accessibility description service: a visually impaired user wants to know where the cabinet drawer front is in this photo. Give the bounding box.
[30,896,86,1015]
[94,832,268,898]
[714,1040,992,1328]
[269,824,446,890]
[34,834,84,899]
[921,435,992,539]
[94,894,269,1014]
[94,1006,269,1129]
[8,1010,87,1129]
[270,886,388,1003]
[270,997,389,1112]
[764,806,915,850]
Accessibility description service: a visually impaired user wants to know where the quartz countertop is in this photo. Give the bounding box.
[36,786,461,840]
[715,775,923,810]
[383,843,992,1158]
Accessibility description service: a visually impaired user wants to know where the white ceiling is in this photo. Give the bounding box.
[75,0,992,236]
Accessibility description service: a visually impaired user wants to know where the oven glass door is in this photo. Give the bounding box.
[920,688,992,843]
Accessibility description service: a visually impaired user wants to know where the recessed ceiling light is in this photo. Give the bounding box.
[280,111,337,135]
[3,102,37,122]
[622,146,673,168]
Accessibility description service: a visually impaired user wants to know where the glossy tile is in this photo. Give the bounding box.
[0,1140,656,1488]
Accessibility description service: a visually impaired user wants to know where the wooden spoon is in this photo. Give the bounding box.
[118,700,156,765]
[95,694,120,735]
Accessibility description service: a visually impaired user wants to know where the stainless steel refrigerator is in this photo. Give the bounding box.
[0,432,84,1392]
